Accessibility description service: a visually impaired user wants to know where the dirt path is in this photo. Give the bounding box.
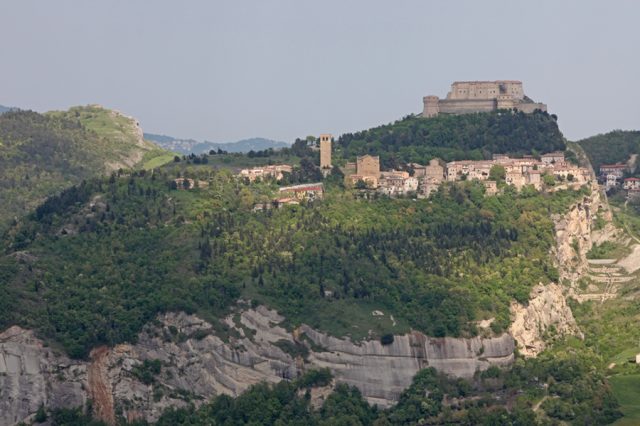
[533,395,548,412]
[88,346,115,425]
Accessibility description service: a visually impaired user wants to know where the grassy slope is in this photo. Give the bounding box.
[47,105,172,170]
[611,375,640,424]
[0,106,172,229]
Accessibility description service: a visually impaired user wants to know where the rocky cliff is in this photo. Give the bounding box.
[0,326,87,426]
[507,188,606,358]
[0,307,514,425]
[509,283,582,357]
[552,186,608,283]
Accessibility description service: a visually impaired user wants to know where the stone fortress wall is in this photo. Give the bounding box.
[423,80,547,117]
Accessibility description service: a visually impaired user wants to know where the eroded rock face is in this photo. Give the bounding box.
[553,194,595,283]
[509,283,582,357]
[0,326,87,426]
[303,326,514,406]
[0,307,515,424]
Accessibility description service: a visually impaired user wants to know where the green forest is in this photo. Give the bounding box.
[577,130,640,172]
[334,110,565,168]
[3,159,584,359]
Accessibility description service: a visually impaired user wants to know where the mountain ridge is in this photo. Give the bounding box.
[144,132,289,154]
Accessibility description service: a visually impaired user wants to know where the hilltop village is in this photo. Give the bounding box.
[236,131,593,207]
[227,80,601,206]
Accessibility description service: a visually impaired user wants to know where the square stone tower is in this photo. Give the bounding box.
[320,134,332,169]
[356,155,380,178]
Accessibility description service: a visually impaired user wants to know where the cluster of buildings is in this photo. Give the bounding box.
[422,80,547,118]
[173,177,209,190]
[233,127,594,205]
[239,164,293,182]
[253,182,325,211]
[599,163,640,199]
[343,151,590,197]
[444,152,589,191]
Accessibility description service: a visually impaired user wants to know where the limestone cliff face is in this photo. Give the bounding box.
[552,187,610,283]
[552,192,596,283]
[508,188,604,358]
[0,326,87,426]
[509,284,582,357]
[0,307,514,424]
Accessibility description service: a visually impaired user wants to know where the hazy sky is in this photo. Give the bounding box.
[1,1,638,143]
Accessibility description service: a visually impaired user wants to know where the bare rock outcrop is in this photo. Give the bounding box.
[303,326,513,406]
[0,326,87,426]
[0,307,515,424]
[509,283,582,357]
[552,194,595,283]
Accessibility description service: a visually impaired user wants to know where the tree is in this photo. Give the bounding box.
[35,404,47,423]
[543,173,556,186]
[489,165,506,182]
[239,187,255,209]
[355,179,368,190]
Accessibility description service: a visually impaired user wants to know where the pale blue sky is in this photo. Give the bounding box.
[1,1,638,143]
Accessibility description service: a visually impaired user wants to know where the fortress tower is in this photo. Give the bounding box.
[356,155,380,178]
[422,80,546,117]
[320,134,332,169]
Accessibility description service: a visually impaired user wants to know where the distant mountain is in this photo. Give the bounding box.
[0,104,18,114]
[144,133,289,154]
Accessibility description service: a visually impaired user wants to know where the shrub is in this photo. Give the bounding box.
[380,334,394,345]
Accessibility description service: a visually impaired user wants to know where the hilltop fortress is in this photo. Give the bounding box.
[423,80,547,117]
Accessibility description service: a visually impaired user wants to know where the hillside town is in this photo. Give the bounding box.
[236,133,595,204]
[599,162,640,200]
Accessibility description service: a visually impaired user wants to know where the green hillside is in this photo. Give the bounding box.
[0,106,172,228]
[336,110,565,167]
[0,156,620,424]
[202,110,567,171]
[0,110,631,424]
[577,130,640,172]
[2,154,584,358]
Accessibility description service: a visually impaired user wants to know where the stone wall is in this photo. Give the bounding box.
[446,81,524,101]
[356,155,380,178]
[422,80,547,117]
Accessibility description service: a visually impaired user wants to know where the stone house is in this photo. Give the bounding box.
[350,175,379,188]
[600,164,626,178]
[279,183,324,201]
[541,152,565,165]
[623,178,640,190]
[239,165,293,182]
[174,178,195,189]
[356,155,381,178]
[506,170,526,189]
[483,180,498,195]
